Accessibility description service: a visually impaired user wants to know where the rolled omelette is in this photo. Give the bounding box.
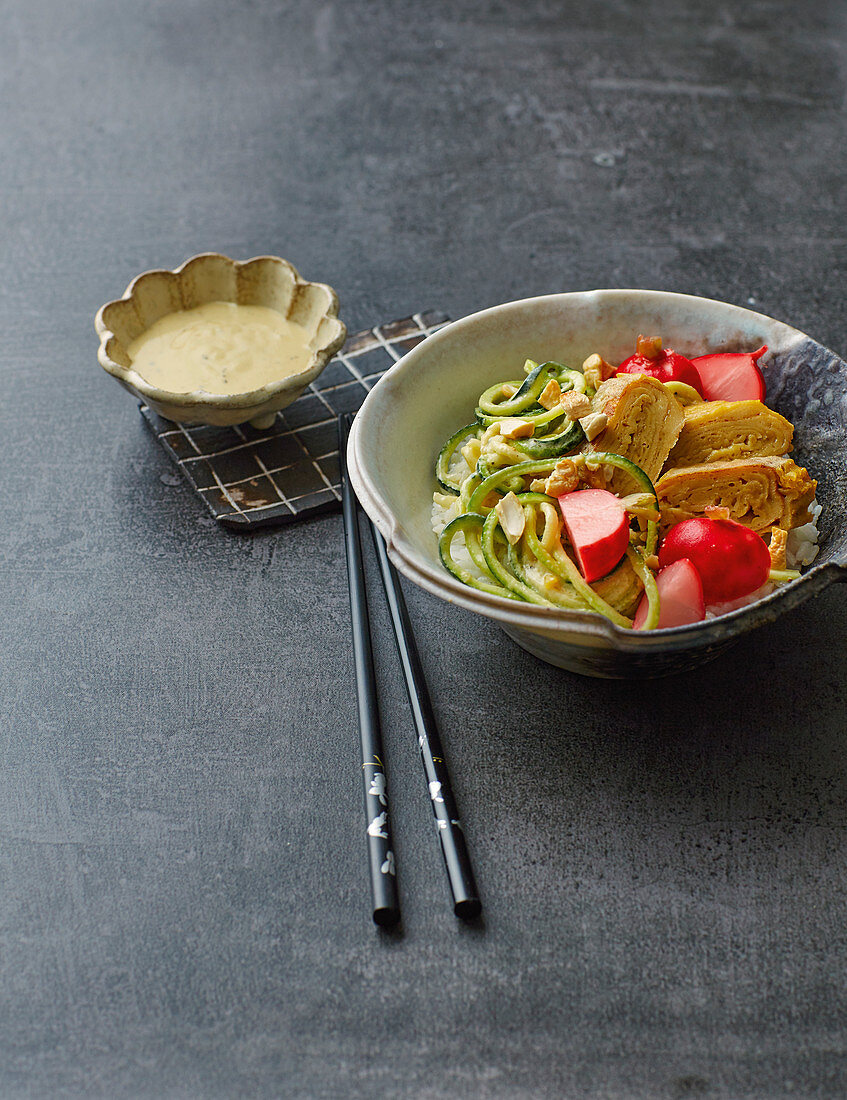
[586,374,684,491]
[593,556,644,617]
[656,456,817,533]
[666,399,794,468]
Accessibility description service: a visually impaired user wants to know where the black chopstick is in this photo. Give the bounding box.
[369,524,482,920]
[338,414,400,928]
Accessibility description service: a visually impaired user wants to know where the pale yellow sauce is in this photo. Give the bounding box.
[127,301,314,394]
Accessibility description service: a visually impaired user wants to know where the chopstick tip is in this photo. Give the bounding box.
[454,897,482,921]
[373,905,401,928]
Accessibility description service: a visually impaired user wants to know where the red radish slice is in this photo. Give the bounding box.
[557,489,629,582]
[633,558,705,630]
[690,346,767,402]
[617,348,703,394]
[658,517,771,603]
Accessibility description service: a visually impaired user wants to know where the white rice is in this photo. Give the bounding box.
[785,498,822,568]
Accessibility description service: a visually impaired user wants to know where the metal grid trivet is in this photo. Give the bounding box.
[140,310,449,529]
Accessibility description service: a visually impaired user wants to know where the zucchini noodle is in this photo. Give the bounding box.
[434,361,657,628]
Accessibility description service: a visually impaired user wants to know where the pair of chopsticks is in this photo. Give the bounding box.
[337,414,480,927]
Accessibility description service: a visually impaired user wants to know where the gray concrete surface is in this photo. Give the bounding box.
[1,1,846,1096]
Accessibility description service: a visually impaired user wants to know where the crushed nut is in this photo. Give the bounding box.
[635,334,663,360]
[495,492,526,545]
[529,478,548,493]
[581,462,609,490]
[578,411,608,441]
[460,438,481,467]
[501,383,518,398]
[704,505,731,521]
[768,526,788,570]
[581,353,616,391]
[543,457,580,497]
[560,391,592,420]
[538,379,562,410]
[645,554,660,571]
[498,417,535,439]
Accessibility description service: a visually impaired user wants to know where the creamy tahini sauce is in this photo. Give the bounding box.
[127,302,314,394]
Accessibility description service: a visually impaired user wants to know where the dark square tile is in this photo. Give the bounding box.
[323,381,369,415]
[319,453,341,487]
[392,333,426,355]
[312,359,357,389]
[271,457,327,498]
[419,310,449,330]
[206,444,265,485]
[381,316,419,341]
[184,424,244,458]
[344,329,380,356]
[350,347,395,378]
[279,393,331,430]
[181,456,219,491]
[297,421,338,459]
[251,433,306,471]
[290,487,338,512]
[157,430,197,461]
[235,418,282,443]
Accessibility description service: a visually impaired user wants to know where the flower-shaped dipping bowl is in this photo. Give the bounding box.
[347,290,847,678]
[96,253,346,428]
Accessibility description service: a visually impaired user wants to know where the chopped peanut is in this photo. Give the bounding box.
[581,462,609,490]
[499,417,535,439]
[495,492,526,545]
[768,527,788,570]
[635,334,663,360]
[560,391,591,420]
[460,438,481,467]
[501,383,518,398]
[581,353,616,391]
[578,411,608,441]
[645,554,660,571]
[538,379,562,410]
[543,457,580,497]
[529,478,548,493]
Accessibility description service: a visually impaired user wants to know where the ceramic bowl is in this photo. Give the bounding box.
[347,289,847,678]
[95,253,346,428]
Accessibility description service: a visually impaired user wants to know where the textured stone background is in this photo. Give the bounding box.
[1,1,846,1097]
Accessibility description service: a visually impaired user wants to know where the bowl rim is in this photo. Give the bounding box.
[348,288,847,653]
[94,252,347,410]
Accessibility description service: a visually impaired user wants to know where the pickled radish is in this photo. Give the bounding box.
[557,489,629,582]
[690,346,767,402]
[633,558,705,630]
[658,516,771,603]
[617,335,703,394]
